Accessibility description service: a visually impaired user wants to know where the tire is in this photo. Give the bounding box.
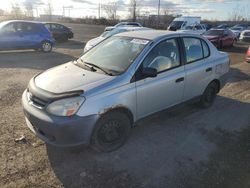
[91,111,131,152]
[199,82,218,108]
[41,41,52,52]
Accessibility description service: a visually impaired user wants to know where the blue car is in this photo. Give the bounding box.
[0,20,55,52]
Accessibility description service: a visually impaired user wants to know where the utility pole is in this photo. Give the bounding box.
[98,0,101,19]
[157,0,161,27]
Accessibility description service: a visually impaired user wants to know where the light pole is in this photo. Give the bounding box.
[158,0,161,27]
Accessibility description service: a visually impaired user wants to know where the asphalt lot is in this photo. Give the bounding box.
[0,23,250,188]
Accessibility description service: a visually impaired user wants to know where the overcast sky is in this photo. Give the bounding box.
[1,0,249,20]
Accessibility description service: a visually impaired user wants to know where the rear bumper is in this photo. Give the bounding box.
[22,90,99,147]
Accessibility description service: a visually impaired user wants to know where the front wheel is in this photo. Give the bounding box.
[41,41,52,52]
[91,111,131,152]
[199,82,218,108]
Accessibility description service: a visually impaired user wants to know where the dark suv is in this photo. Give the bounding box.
[44,23,73,42]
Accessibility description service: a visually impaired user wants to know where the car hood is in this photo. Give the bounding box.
[35,62,113,94]
[204,35,220,40]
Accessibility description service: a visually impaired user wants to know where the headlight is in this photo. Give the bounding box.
[46,96,85,116]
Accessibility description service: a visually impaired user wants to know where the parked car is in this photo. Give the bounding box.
[0,20,55,52]
[239,30,250,42]
[84,27,151,52]
[179,24,206,35]
[104,22,142,31]
[203,29,236,48]
[246,47,250,63]
[215,24,230,29]
[230,26,245,38]
[44,22,73,42]
[168,16,201,31]
[22,30,230,152]
[202,24,212,31]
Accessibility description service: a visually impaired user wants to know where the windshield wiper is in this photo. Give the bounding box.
[84,62,113,76]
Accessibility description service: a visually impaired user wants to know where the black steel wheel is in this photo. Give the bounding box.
[91,111,131,152]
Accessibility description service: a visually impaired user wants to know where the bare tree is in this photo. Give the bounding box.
[228,5,250,21]
[44,0,53,20]
[103,1,118,20]
[10,3,24,19]
[0,9,5,16]
[129,0,137,21]
[24,1,34,17]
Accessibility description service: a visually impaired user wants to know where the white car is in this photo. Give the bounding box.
[84,27,151,52]
[230,27,245,38]
[239,30,250,42]
[179,24,206,35]
[104,22,142,32]
[22,30,230,152]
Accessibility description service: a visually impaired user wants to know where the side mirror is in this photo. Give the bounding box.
[142,67,157,78]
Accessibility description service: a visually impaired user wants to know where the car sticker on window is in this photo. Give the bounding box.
[131,39,149,45]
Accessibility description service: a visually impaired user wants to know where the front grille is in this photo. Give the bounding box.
[27,91,48,108]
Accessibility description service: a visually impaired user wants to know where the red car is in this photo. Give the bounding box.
[203,29,237,48]
[246,47,250,63]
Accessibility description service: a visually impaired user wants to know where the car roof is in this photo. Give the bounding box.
[115,26,148,31]
[116,30,180,40]
[2,20,42,24]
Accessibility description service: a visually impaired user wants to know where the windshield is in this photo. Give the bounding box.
[170,21,184,28]
[183,26,193,30]
[231,27,242,31]
[204,30,223,36]
[79,36,149,74]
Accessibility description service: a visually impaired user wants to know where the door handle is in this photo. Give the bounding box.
[176,77,184,83]
[206,67,212,72]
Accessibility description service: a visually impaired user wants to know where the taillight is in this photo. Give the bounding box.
[247,47,250,56]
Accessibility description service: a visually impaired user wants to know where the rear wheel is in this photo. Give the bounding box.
[199,82,218,108]
[41,41,52,52]
[91,111,131,152]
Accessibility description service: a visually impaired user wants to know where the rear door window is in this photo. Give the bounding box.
[183,38,203,63]
[22,23,37,33]
[202,40,210,58]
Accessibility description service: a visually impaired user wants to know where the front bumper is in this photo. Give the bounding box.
[22,90,99,147]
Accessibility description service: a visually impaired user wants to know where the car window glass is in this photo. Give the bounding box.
[51,24,58,30]
[143,39,180,73]
[195,25,202,30]
[81,37,148,74]
[183,38,203,63]
[202,40,209,58]
[44,24,50,30]
[22,23,36,32]
[2,23,16,33]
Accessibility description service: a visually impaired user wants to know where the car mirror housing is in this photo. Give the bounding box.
[142,67,157,78]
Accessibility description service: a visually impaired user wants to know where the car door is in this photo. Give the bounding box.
[135,38,185,119]
[182,37,213,100]
[223,30,233,46]
[0,22,23,49]
[20,22,41,48]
